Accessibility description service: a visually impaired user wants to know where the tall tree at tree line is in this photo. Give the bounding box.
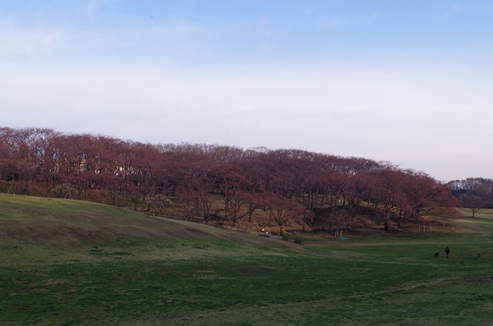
[0,127,461,232]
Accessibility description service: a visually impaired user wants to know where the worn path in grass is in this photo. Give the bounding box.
[1,195,493,325]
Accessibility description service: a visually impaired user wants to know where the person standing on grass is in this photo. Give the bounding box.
[445,246,450,258]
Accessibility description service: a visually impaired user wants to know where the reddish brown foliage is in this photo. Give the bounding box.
[0,127,459,232]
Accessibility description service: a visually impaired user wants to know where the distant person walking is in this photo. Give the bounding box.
[445,246,450,258]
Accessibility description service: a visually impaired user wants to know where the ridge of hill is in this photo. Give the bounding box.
[0,194,304,266]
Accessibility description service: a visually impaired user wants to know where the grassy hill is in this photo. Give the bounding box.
[2,194,493,325]
[0,194,303,266]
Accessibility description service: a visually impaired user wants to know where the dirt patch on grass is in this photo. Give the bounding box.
[396,277,450,291]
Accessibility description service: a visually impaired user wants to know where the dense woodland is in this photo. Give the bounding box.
[0,127,460,234]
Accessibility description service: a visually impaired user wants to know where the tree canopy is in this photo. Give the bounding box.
[0,127,460,232]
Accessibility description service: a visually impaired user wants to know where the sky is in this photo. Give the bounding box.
[1,0,492,182]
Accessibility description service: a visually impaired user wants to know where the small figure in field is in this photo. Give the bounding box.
[434,252,439,257]
[478,253,481,259]
[445,246,450,258]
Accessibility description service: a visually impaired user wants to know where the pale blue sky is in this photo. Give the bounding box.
[1,1,493,181]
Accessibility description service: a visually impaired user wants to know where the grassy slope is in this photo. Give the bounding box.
[0,194,304,266]
[1,195,493,325]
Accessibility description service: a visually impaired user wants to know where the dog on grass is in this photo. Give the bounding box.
[434,252,439,257]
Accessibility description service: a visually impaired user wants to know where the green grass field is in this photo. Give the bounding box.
[1,194,493,325]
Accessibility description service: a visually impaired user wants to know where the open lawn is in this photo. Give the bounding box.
[1,195,493,325]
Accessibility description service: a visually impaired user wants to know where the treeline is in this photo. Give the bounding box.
[446,178,493,217]
[0,127,459,234]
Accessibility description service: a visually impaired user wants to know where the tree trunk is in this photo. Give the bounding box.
[278,224,284,237]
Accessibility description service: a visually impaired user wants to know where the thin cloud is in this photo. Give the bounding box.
[79,0,120,18]
[432,3,493,19]
[0,23,63,56]
[318,11,384,29]
[151,22,201,37]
